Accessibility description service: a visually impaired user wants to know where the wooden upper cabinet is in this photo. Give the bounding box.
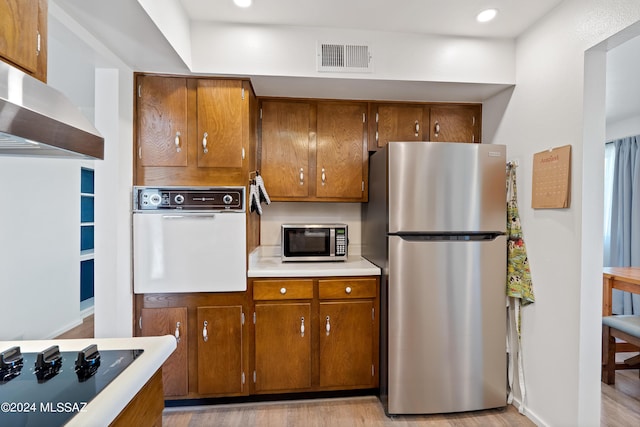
[374,104,426,148]
[196,79,244,169]
[369,102,482,150]
[260,100,311,198]
[429,105,481,143]
[134,74,255,186]
[137,75,188,167]
[259,99,368,202]
[316,102,367,200]
[0,0,47,82]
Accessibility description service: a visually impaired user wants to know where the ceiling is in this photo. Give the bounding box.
[178,0,564,38]
[50,0,640,124]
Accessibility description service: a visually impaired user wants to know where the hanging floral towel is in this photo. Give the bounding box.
[506,163,535,415]
[507,165,535,306]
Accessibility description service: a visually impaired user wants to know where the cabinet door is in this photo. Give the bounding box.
[137,76,188,167]
[197,306,245,395]
[375,104,425,148]
[316,102,367,199]
[260,100,311,198]
[0,0,39,73]
[319,301,375,388]
[254,302,312,392]
[429,106,480,143]
[197,79,244,168]
[140,307,188,396]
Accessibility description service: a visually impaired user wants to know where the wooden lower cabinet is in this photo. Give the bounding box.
[196,305,245,395]
[250,276,379,394]
[135,293,249,399]
[135,276,378,399]
[139,306,188,397]
[254,302,312,392]
[319,300,375,388]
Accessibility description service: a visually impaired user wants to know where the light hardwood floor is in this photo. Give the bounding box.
[55,316,640,426]
[163,397,533,426]
[54,314,95,339]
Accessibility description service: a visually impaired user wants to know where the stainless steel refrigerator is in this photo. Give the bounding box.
[362,141,507,415]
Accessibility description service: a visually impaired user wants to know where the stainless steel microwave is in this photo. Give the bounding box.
[281,224,348,262]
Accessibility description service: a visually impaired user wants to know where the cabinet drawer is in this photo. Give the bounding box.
[253,280,314,300]
[318,278,377,299]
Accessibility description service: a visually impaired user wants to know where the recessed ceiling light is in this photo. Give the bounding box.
[476,8,498,23]
[234,0,252,7]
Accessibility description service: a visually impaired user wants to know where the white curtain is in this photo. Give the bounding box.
[604,136,640,314]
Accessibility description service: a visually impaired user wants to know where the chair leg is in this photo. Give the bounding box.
[602,325,616,384]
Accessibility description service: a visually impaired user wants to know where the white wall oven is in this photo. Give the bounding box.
[132,186,246,293]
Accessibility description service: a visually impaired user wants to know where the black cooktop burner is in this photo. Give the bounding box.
[0,345,143,427]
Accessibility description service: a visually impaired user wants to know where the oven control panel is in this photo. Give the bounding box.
[133,186,245,212]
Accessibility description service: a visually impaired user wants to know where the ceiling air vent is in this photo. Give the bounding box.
[317,42,373,73]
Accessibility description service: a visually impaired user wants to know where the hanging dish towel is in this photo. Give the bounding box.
[506,163,535,415]
[249,179,262,215]
[256,173,271,206]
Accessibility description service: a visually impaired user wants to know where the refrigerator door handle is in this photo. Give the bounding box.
[393,233,504,242]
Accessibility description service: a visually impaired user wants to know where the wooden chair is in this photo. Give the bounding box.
[602,315,640,384]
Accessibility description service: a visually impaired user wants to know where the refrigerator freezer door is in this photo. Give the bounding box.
[387,234,507,414]
[387,142,506,233]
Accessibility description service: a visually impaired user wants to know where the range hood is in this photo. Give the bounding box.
[0,61,104,160]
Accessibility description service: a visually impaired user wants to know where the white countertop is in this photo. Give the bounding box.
[0,335,176,427]
[248,246,381,277]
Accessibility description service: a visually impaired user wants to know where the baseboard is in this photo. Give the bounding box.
[48,318,83,339]
[510,397,547,426]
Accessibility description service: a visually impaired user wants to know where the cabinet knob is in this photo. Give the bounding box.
[300,317,305,337]
[414,120,420,137]
[299,168,304,185]
[174,321,181,344]
[321,167,326,186]
[280,287,287,295]
[202,320,209,342]
[345,286,352,295]
[434,121,440,138]
[202,132,209,154]
[325,316,331,336]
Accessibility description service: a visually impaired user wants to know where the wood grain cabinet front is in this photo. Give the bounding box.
[135,74,256,186]
[259,99,368,202]
[196,305,246,396]
[249,277,379,394]
[139,306,189,397]
[429,105,481,143]
[318,278,378,389]
[369,102,482,150]
[252,279,313,393]
[135,293,250,400]
[0,0,47,82]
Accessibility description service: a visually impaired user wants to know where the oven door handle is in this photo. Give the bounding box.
[161,214,217,220]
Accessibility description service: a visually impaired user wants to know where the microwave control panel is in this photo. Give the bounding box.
[335,228,347,256]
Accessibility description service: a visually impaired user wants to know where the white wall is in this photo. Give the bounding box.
[186,22,518,103]
[0,9,100,341]
[0,5,135,340]
[259,202,362,252]
[0,157,81,340]
[484,1,640,425]
[606,115,640,141]
[47,4,136,339]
